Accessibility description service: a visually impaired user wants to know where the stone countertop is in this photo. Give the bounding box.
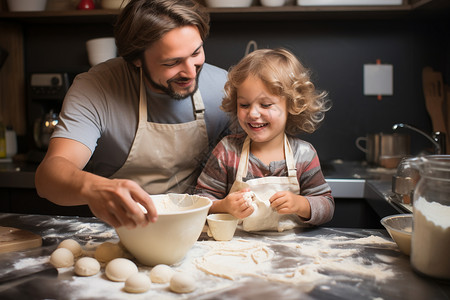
[0,213,448,299]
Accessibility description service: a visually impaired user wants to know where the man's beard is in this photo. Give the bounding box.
[142,64,202,100]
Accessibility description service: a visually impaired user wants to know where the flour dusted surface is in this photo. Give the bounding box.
[48,230,399,299]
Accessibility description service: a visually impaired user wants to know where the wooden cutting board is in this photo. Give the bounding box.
[0,226,42,254]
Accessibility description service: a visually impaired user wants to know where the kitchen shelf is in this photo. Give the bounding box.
[0,0,448,23]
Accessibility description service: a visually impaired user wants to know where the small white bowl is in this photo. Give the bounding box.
[205,0,253,8]
[7,0,47,11]
[207,213,239,241]
[380,214,412,255]
[260,0,285,7]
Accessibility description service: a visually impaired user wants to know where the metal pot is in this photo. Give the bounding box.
[356,133,410,168]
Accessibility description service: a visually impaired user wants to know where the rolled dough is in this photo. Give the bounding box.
[58,239,82,257]
[74,257,101,276]
[95,242,124,263]
[169,272,196,294]
[50,247,74,268]
[124,272,151,293]
[149,264,175,283]
[105,258,138,282]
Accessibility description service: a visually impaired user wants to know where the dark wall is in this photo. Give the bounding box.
[24,15,449,162]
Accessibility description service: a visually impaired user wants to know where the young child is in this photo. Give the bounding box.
[195,48,334,231]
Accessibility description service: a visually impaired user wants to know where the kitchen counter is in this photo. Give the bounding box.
[0,213,448,299]
[0,160,37,189]
[0,159,412,219]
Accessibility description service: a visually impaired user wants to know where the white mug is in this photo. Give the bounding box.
[86,37,117,66]
[206,214,239,241]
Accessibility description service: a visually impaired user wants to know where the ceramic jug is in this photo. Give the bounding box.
[408,155,450,280]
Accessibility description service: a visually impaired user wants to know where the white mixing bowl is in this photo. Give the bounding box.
[116,194,212,266]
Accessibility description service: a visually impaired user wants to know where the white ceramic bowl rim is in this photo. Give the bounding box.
[151,194,212,216]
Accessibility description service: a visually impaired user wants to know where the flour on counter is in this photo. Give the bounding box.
[192,235,396,285]
[13,256,49,269]
[32,231,399,299]
[35,218,115,241]
[195,239,274,280]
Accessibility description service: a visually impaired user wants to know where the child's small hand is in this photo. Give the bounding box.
[223,189,254,219]
[269,191,311,220]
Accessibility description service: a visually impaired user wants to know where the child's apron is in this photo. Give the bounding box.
[229,135,302,232]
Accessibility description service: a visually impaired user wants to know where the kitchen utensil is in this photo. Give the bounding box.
[407,155,450,280]
[380,214,412,256]
[206,214,238,241]
[0,263,57,284]
[422,67,449,154]
[116,194,211,266]
[355,133,410,168]
[86,37,117,67]
[6,0,47,11]
[0,227,42,254]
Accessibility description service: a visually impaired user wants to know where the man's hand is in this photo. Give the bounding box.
[86,178,158,229]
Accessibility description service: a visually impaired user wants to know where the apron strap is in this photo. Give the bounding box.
[138,67,148,125]
[235,134,297,181]
[235,136,251,181]
[192,90,205,120]
[284,135,297,178]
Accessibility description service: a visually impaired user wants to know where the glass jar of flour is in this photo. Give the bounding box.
[409,155,450,280]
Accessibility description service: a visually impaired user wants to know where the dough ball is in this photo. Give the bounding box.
[95,242,124,263]
[169,272,196,294]
[57,239,82,257]
[74,257,101,277]
[105,258,138,282]
[149,264,175,283]
[124,272,151,293]
[50,247,74,268]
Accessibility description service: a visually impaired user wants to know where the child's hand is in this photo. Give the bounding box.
[222,189,254,219]
[269,191,311,220]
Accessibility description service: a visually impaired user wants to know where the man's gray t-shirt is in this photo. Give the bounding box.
[53,58,229,177]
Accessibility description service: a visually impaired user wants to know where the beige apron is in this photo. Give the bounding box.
[110,68,209,194]
[230,135,302,232]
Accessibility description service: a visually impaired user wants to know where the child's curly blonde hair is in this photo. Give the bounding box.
[221,48,331,135]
